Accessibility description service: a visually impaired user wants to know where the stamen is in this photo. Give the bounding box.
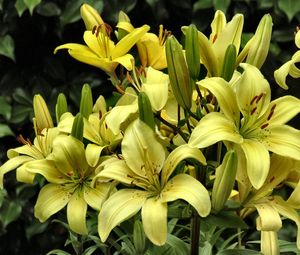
[250,95,258,105]
[17,134,32,146]
[267,104,276,121]
[212,34,217,43]
[261,123,269,129]
[92,25,97,35]
[250,107,257,115]
[255,92,265,103]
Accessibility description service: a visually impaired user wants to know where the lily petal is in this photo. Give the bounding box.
[67,191,88,235]
[161,174,211,217]
[34,184,70,222]
[161,144,206,186]
[262,125,300,160]
[255,202,282,231]
[240,139,270,189]
[260,231,279,255]
[189,112,243,148]
[122,120,165,177]
[86,143,106,167]
[141,197,167,246]
[98,189,148,242]
[113,54,134,70]
[83,183,112,210]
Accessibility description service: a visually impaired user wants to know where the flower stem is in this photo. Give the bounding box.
[190,215,200,255]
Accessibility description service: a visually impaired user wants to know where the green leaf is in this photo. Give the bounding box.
[0,96,12,120]
[213,0,231,13]
[60,0,104,26]
[0,189,7,208]
[0,35,15,62]
[218,249,262,255]
[10,105,32,124]
[46,250,72,255]
[204,211,248,229]
[193,0,212,11]
[278,0,300,21]
[0,0,3,11]
[0,124,14,137]
[82,246,99,255]
[0,201,22,228]
[24,0,41,15]
[36,2,61,17]
[12,88,32,105]
[26,219,49,239]
[15,0,27,16]
[278,240,300,253]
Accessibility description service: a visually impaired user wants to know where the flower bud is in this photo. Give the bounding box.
[212,150,237,212]
[185,24,200,80]
[55,93,67,124]
[71,113,84,141]
[80,83,93,118]
[221,44,236,82]
[33,94,53,132]
[138,92,155,130]
[246,14,272,69]
[133,219,147,254]
[166,35,192,110]
[80,3,104,30]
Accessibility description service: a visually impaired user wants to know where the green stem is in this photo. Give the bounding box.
[190,215,200,255]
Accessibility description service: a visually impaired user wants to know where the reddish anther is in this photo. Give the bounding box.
[250,95,258,105]
[251,107,257,115]
[261,123,269,129]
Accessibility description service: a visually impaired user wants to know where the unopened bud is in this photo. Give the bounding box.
[55,93,67,124]
[80,3,104,30]
[212,150,237,212]
[246,14,272,69]
[166,35,192,110]
[185,24,200,80]
[221,44,236,82]
[138,92,155,130]
[71,113,84,141]
[133,219,147,254]
[80,84,93,118]
[33,94,53,132]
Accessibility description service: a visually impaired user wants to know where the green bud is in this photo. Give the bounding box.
[166,35,192,110]
[71,113,84,141]
[212,150,237,212]
[185,24,200,80]
[33,94,53,132]
[133,219,146,254]
[221,44,237,82]
[55,93,68,124]
[246,14,272,69]
[80,83,93,118]
[138,92,155,130]
[80,3,104,30]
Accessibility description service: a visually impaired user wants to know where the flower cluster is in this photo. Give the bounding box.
[1,3,300,254]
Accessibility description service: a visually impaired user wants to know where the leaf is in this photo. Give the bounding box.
[204,211,248,229]
[218,249,263,255]
[24,0,41,15]
[25,219,49,239]
[82,245,99,255]
[60,0,104,26]
[278,240,300,253]
[0,0,3,11]
[0,35,15,62]
[36,2,61,17]
[0,200,22,228]
[12,88,32,105]
[193,0,212,11]
[278,0,300,22]
[0,96,12,120]
[46,250,72,255]
[0,124,14,137]
[10,105,32,124]
[213,0,231,13]
[15,0,27,16]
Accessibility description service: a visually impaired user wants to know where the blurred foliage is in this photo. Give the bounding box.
[0,0,300,254]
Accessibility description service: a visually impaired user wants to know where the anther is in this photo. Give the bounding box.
[250,95,258,105]
[212,34,217,43]
[261,123,269,129]
[267,104,276,121]
[92,25,97,35]
[250,107,257,115]
[255,92,265,103]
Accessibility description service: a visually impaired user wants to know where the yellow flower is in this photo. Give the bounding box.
[24,135,113,235]
[95,119,210,245]
[274,28,300,89]
[189,64,300,191]
[54,24,149,73]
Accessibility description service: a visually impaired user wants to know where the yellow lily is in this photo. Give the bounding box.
[117,13,167,70]
[54,24,149,73]
[24,135,113,235]
[274,29,300,89]
[80,3,104,31]
[189,63,300,190]
[95,119,210,245]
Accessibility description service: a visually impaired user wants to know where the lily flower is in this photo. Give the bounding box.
[274,28,300,89]
[54,24,149,73]
[95,119,210,245]
[24,135,113,235]
[189,63,300,191]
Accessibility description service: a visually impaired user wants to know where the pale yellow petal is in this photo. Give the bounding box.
[16,165,36,184]
[98,189,148,242]
[209,10,226,42]
[86,143,106,167]
[161,174,211,217]
[67,191,88,235]
[260,231,280,255]
[189,112,243,148]
[161,144,206,186]
[34,184,70,222]
[287,180,300,208]
[240,139,270,189]
[141,197,167,246]
[255,202,282,231]
[83,183,112,210]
